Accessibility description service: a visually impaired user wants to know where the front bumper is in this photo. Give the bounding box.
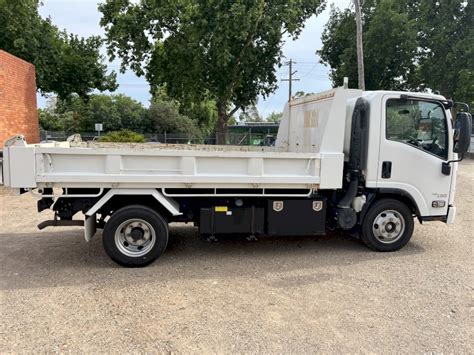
[420,205,456,224]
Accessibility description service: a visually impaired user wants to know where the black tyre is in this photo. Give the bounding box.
[361,199,414,252]
[103,205,168,267]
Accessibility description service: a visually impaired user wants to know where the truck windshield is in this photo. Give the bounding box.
[386,98,448,160]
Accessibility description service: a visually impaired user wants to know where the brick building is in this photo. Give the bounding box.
[0,50,40,147]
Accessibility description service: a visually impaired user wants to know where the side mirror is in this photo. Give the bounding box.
[453,112,472,154]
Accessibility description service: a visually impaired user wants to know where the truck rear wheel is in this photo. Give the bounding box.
[102,205,168,267]
[361,199,414,252]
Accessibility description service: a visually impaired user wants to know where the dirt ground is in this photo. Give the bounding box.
[0,161,472,353]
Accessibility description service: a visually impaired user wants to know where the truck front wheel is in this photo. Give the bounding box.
[102,205,169,267]
[361,199,414,252]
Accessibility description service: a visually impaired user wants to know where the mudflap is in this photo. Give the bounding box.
[84,213,97,242]
[447,206,456,224]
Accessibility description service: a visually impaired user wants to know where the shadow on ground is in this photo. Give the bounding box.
[0,225,425,291]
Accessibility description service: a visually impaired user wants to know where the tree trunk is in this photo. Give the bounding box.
[216,106,229,145]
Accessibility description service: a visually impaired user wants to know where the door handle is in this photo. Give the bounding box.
[382,161,392,179]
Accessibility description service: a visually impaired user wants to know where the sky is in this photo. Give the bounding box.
[37,0,352,117]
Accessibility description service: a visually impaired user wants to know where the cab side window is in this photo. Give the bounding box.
[386,99,448,159]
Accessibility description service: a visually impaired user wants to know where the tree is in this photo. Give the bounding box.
[319,1,417,90]
[38,109,74,131]
[99,0,326,144]
[40,93,207,136]
[148,98,202,137]
[239,104,263,123]
[319,6,358,88]
[0,0,117,100]
[266,111,283,123]
[152,88,218,136]
[42,94,149,133]
[409,1,473,104]
[319,0,473,105]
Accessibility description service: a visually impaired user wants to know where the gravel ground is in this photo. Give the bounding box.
[0,161,472,353]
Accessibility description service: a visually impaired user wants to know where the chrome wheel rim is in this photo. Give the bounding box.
[114,219,155,257]
[372,210,405,244]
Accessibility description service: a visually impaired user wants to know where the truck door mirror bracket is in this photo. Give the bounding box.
[442,154,465,176]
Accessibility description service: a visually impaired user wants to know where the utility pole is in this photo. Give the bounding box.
[353,0,365,91]
[282,59,300,102]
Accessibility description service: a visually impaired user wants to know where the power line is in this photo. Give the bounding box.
[299,63,319,80]
[117,84,149,87]
[292,61,319,65]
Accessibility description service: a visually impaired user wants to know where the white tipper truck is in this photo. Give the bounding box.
[1,87,471,267]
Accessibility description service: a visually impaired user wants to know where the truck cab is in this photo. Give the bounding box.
[277,89,470,228]
[274,88,470,252]
[370,92,457,222]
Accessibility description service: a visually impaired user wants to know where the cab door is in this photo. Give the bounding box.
[377,95,454,217]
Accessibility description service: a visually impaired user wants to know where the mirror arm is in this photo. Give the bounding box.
[446,154,464,165]
[442,154,464,176]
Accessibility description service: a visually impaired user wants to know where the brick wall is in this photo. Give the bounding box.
[0,50,40,147]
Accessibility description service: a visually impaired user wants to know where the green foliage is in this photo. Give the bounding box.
[239,104,263,122]
[40,94,149,133]
[265,111,283,123]
[152,88,218,136]
[99,0,326,143]
[238,104,283,124]
[148,98,202,137]
[38,108,74,131]
[58,94,149,133]
[180,101,218,136]
[319,0,473,105]
[409,1,473,105]
[319,1,417,90]
[39,93,208,139]
[99,129,146,143]
[0,0,117,100]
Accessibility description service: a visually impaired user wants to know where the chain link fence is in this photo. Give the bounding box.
[40,124,279,146]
